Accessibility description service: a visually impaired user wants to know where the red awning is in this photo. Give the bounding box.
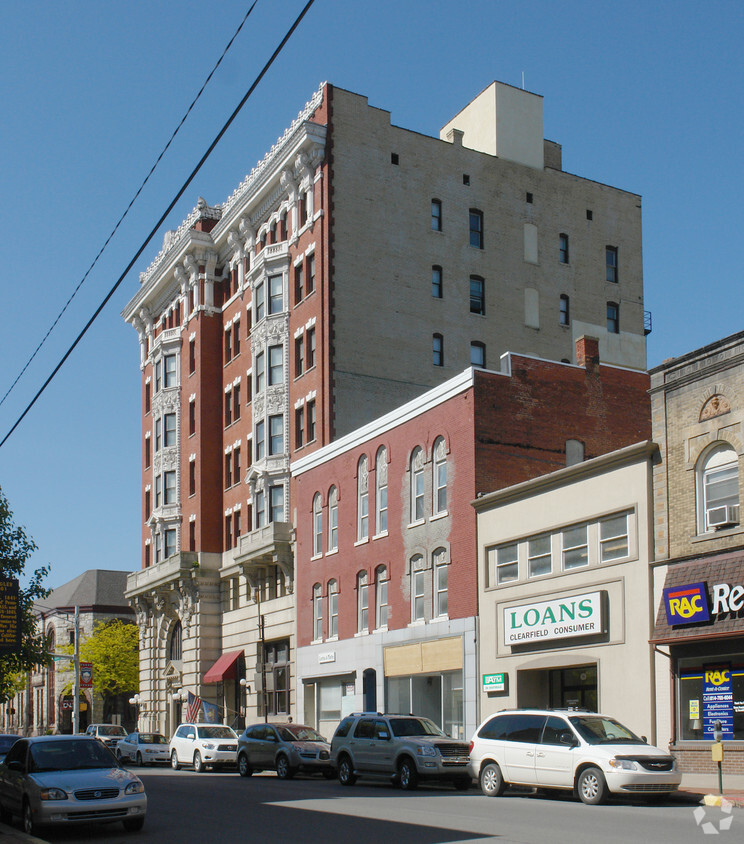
[203,650,243,684]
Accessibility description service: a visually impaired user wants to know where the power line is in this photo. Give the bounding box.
[0,0,317,450]
[0,1,260,411]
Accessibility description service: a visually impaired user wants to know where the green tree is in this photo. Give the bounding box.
[0,485,50,702]
[78,620,139,697]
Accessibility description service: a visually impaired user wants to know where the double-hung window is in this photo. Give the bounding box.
[562,525,589,570]
[255,280,265,321]
[600,514,629,560]
[268,274,283,314]
[411,448,425,522]
[163,470,177,505]
[313,494,323,556]
[433,438,447,514]
[164,413,176,447]
[607,302,619,334]
[164,355,177,388]
[496,543,518,584]
[269,345,283,385]
[560,294,570,326]
[559,233,569,264]
[358,572,369,632]
[432,265,443,299]
[376,447,388,534]
[434,549,448,617]
[313,584,323,641]
[470,276,485,315]
[606,246,618,283]
[431,199,442,231]
[328,486,338,551]
[255,420,265,461]
[328,580,338,638]
[269,486,284,522]
[255,352,265,393]
[269,414,284,455]
[375,566,389,629]
[469,209,484,248]
[411,561,425,621]
[528,535,552,577]
[433,334,443,367]
[358,456,369,540]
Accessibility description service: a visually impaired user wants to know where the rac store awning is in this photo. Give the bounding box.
[203,650,244,684]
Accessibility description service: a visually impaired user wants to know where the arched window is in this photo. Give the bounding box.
[433,437,447,515]
[433,548,448,617]
[698,444,740,532]
[410,447,425,523]
[313,583,323,641]
[312,493,323,556]
[357,571,369,633]
[410,555,425,621]
[375,565,389,629]
[358,456,369,540]
[328,486,338,551]
[169,621,182,662]
[328,579,339,638]
[376,446,388,535]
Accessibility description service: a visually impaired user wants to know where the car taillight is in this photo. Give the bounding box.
[469,741,474,754]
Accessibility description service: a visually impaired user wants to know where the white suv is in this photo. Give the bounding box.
[169,723,238,773]
[469,709,681,804]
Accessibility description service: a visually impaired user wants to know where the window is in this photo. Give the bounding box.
[526,192,533,204]
[189,460,196,496]
[255,420,265,461]
[600,514,629,560]
[225,453,232,488]
[559,294,570,326]
[295,405,305,448]
[189,399,196,436]
[169,621,182,661]
[586,209,593,220]
[307,327,316,369]
[469,209,483,248]
[224,391,232,427]
[431,199,442,231]
[164,528,177,558]
[255,490,265,528]
[233,321,240,356]
[495,543,518,584]
[224,327,232,362]
[375,566,389,629]
[358,456,369,540]
[313,493,323,556]
[234,510,241,544]
[470,341,486,368]
[269,274,283,314]
[559,234,569,264]
[699,445,739,532]
[433,437,447,513]
[145,381,151,413]
[433,334,443,367]
[295,263,304,303]
[255,351,265,393]
[328,486,338,551]
[307,254,316,294]
[269,414,284,455]
[411,447,425,522]
[163,471,177,505]
[255,279,265,321]
[562,525,588,570]
[233,447,241,485]
[432,265,442,299]
[189,339,196,374]
[145,488,151,519]
[470,276,485,315]
[528,535,552,577]
[155,360,162,393]
[189,520,195,552]
[376,446,388,535]
[155,417,162,452]
[313,584,323,641]
[411,561,425,621]
[358,571,369,632]
[155,475,162,508]
[269,345,283,385]
[606,246,618,283]
[295,335,304,377]
[328,580,338,637]
[269,486,284,522]
[434,548,448,617]
[307,400,316,442]
[391,152,399,165]
[225,514,232,548]
[607,302,619,334]
[145,436,151,468]
[164,355,177,388]
[233,385,241,422]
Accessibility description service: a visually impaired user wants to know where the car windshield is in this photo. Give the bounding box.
[196,726,236,740]
[569,716,644,745]
[29,740,117,772]
[279,726,325,742]
[139,733,167,745]
[98,726,127,737]
[390,718,446,738]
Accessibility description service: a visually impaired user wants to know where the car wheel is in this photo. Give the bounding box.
[276,754,294,780]
[136,752,143,767]
[398,758,418,791]
[453,776,472,791]
[193,751,205,773]
[171,749,180,771]
[238,754,253,777]
[22,800,36,836]
[577,766,608,805]
[480,762,506,797]
[123,816,145,832]
[337,755,356,786]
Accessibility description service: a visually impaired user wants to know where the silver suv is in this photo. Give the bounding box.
[330,713,471,790]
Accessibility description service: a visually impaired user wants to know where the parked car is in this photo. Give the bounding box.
[330,713,471,790]
[116,732,170,766]
[0,736,21,765]
[169,723,238,773]
[84,724,128,751]
[468,709,682,805]
[0,734,146,835]
[238,722,333,779]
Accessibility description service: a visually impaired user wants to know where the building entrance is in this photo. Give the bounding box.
[549,665,597,711]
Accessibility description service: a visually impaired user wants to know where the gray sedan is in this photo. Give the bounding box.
[238,723,333,779]
[0,734,147,835]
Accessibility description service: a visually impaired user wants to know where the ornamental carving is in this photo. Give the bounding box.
[412,447,425,471]
[377,449,387,483]
[359,457,369,492]
[700,393,731,421]
[434,437,447,461]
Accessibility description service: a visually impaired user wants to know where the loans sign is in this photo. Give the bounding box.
[504,592,602,645]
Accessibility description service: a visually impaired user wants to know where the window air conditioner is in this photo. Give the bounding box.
[707,504,740,529]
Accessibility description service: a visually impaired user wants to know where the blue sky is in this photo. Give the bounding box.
[1,0,742,588]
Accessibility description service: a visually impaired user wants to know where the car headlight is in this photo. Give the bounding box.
[416,745,438,757]
[40,788,68,801]
[125,781,145,795]
[608,758,638,771]
[202,742,215,750]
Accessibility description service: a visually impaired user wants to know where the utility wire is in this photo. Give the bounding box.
[0,0,316,450]
[0,1,260,411]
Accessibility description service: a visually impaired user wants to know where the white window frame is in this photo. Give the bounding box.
[313,584,323,642]
[376,447,388,535]
[328,486,338,551]
[375,565,389,629]
[528,535,552,578]
[433,438,447,515]
[358,572,369,633]
[562,524,589,570]
[328,580,339,638]
[410,447,425,523]
[358,456,369,541]
[698,444,740,533]
[313,494,323,557]
[412,566,426,622]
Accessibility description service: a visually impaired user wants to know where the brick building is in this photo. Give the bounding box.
[650,331,744,774]
[121,80,649,734]
[292,339,650,739]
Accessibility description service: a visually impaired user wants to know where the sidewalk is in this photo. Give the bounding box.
[675,773,744,808]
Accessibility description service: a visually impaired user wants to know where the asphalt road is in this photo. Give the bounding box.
[14,767,743,844]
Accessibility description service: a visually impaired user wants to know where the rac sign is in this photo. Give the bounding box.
[663,582,710,625]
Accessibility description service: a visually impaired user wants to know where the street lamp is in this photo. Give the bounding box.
[129,694,143,730]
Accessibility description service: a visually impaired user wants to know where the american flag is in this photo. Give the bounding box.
[185,691,202,723]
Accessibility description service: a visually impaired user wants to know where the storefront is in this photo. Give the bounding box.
[652,554,744,773]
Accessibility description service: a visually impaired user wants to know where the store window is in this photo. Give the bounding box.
[386,670,463,739]
[677,657,744,741]
[260,639,290,717]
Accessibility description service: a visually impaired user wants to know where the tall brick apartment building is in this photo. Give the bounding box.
[122,80,649,734]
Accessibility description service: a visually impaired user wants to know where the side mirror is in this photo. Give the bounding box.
[641,735,648,744]
[7,761,23,773]
[559,731,578,747]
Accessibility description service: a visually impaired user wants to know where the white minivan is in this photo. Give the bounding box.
[469,709,681,804]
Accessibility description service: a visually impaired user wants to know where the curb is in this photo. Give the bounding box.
[0,821,47,844]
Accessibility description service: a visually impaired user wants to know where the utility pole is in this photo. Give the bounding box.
[73,606,80,734]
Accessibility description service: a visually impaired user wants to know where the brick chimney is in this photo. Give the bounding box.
[576,336,600,371]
